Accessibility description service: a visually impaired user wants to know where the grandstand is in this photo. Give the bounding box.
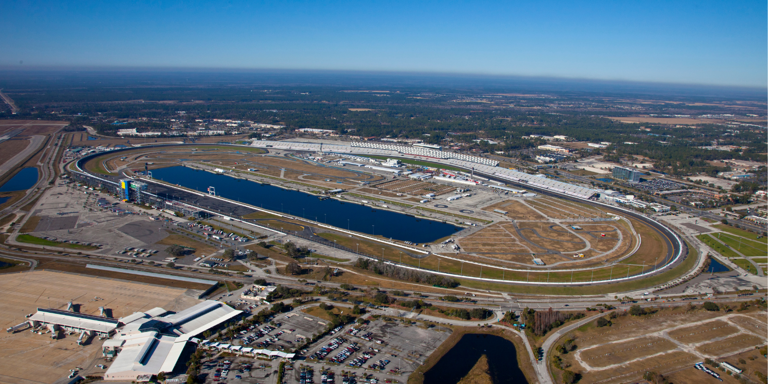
[249,139,598,199]
[250,140,498,166]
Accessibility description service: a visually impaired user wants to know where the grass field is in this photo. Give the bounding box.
[457,242,699,295]
[16,234,99,250]
[732,258,759,275]
[156,234,219,256]
[19,215,41,233]
[697,234,741,258]
[713,224,766,243]
[715,233,766,256]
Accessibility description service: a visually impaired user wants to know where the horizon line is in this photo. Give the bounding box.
[0,64,765,91]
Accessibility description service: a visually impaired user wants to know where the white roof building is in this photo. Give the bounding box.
[103,300,241,381]
[29,308,120,335]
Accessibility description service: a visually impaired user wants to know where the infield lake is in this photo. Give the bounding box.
[150,166,461,243]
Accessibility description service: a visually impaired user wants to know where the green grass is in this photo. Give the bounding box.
[697,234,741,258]
[715,233,767,257]
[360,155,466,172]
[732,258,759,275]
[712,224,766,243]
[16,234,99,250]
[750,257,767,263]
[457,242,700,295]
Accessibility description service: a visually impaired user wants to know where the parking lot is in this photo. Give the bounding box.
[297,317,451,384]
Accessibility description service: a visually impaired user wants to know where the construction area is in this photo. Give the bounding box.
[551,306,768,384]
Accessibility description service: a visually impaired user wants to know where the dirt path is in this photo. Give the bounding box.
[573,313,766,372]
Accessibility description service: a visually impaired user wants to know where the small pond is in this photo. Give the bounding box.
[707,258,730,273]
[0,167,39,192]
[423,334,528,384]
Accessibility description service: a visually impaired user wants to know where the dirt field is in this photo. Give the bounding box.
[605,116,716,125]
[667,320,739,344]
[0,120,67,137]
[580,336,678,368]
[481,200,544,220]
[156,234,219,257]
[0,270,195,384]
[552,306,768,384]
[0,140,31,170]
[517,222,586,253]
[695,334,766,357]
[526,200,576,219]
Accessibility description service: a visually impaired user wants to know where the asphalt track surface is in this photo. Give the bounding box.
[73,145,686,286]
[0,135,45,177]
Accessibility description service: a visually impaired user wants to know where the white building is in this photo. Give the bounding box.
[102,300,242,381]
[537,144,571,154]
[296,128,335,134]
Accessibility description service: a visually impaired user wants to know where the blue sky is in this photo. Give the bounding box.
[1,0,765,87]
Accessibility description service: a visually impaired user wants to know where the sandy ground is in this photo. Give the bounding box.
[0,271,197,384]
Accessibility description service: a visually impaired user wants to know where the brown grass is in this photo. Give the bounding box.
[576,351,699,384]
[19,215,41,233]
[156,234,219,256]
[579,337,678,368]
[482,200,544,220]
[695,334,765,356]
[667,320,739,344]
[0,139,31,169]
[605,116,713,125]
[457,355,493,384]
[728,314,767,336]
[33,258,213,290]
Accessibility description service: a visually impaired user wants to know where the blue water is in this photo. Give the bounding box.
[424,334,527,384]
[0,196,10,206]
[707,258,730,273]
[151,166,461,243]
[597,177,613,182]
[0,167,39,192]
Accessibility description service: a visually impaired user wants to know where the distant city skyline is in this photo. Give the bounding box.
[0,0,765,88]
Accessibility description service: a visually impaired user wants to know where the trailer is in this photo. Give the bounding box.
[6,322,30,333]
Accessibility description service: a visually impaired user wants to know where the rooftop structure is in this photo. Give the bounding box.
[29,308,120,336]
[103,300,242,381]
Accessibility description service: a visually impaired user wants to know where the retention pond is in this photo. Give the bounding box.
[150,166,461,243]
[0,167,39,192]
[423,333,527,384]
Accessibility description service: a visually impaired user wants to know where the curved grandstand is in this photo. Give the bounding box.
[69,141,688,287]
